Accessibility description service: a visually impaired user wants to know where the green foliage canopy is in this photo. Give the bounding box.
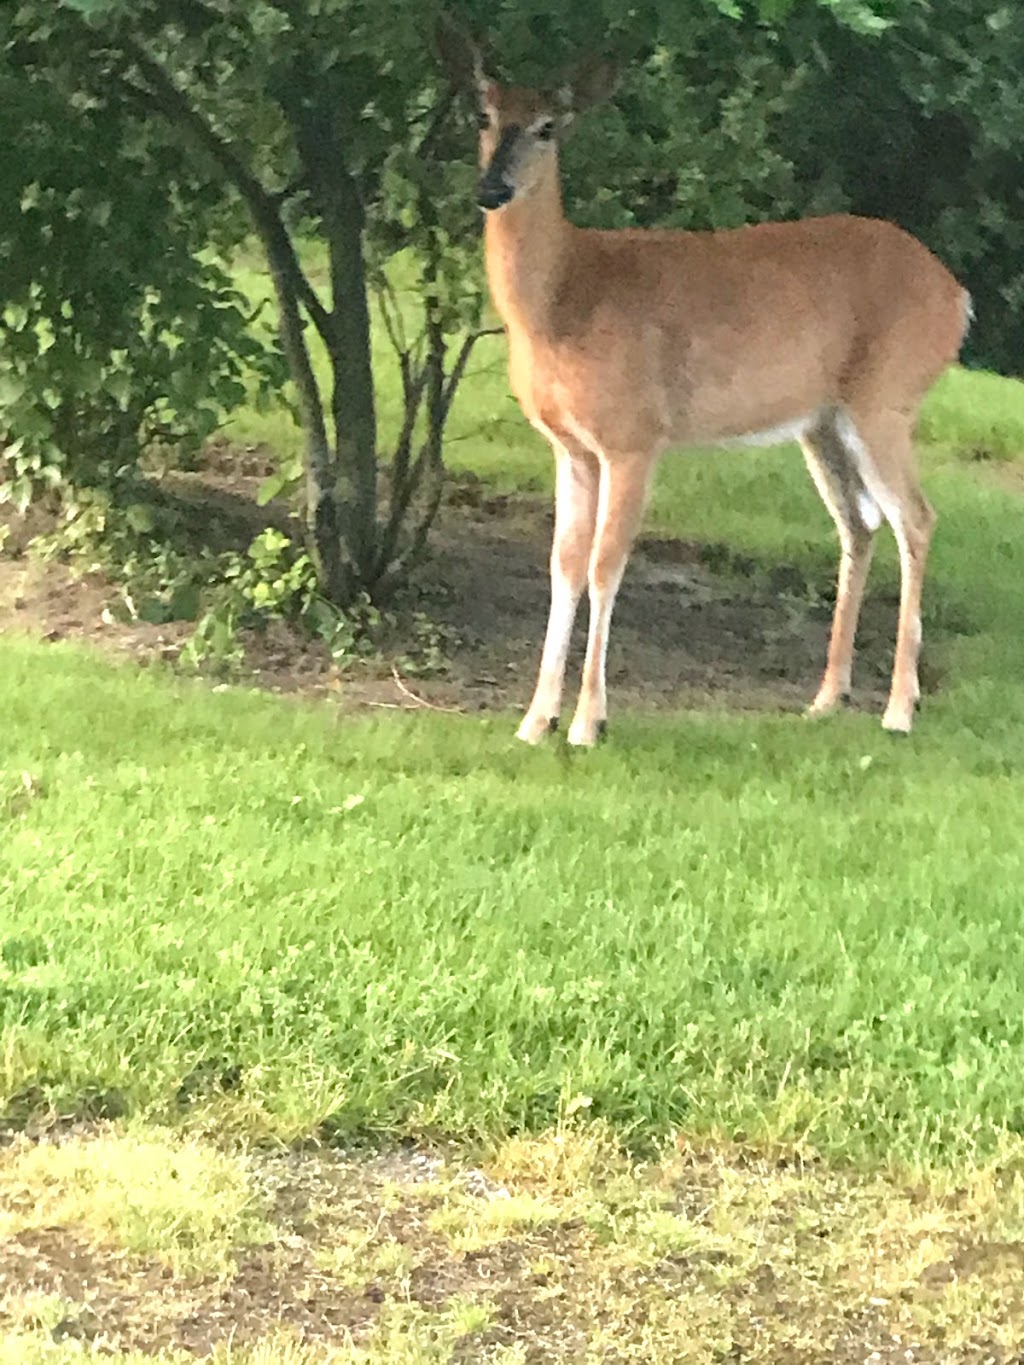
[0,5,279,509]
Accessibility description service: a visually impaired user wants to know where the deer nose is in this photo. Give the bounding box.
[477,176,514,210]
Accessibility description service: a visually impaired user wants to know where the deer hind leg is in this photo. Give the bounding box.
[567,454,653,748]
[833,406,935,734]
[800,409,881,718]
[517,445,600,744]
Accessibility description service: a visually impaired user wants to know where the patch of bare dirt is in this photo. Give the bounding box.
[1,1220,378,1354]
[0,444,963,722]
[422,476,912,718]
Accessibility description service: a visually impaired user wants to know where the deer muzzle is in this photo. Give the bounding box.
[477,127,519,210]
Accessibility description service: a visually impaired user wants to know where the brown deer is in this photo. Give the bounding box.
[439,31,972,746]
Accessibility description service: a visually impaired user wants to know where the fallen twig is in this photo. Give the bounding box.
[390,666,464,713]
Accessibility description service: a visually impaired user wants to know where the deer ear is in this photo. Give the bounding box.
[434,14,490,99]
[559,54,619,117]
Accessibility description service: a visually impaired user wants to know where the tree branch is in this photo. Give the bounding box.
[410,89,457,161]
[440,326,504,423]
[120,39,333,345]
[388,365,431,503]
[376,322,502,586]
[112,37,351,595]
[373,273,412,400]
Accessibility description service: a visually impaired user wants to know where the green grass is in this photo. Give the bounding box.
[6,243,1024,1171]
[5,599,1024,1166]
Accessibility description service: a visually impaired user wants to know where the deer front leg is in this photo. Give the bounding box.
[517,447,600,744]
[567,455,652,747]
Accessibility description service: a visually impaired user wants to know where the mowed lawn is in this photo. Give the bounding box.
[4,359,1024,1175]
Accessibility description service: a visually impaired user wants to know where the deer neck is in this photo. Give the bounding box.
[484,158,570,340]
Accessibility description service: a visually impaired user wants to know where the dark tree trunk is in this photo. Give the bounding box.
[294,104,380,598]
[326,170,379,590]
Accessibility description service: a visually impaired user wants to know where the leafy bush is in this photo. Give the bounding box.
[0,23,284,510]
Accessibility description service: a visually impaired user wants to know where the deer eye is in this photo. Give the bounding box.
[534,118,556,141]
[476,110,492,130]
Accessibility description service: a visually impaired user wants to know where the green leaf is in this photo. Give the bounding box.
[59,0,120,15]
[125,503,156,534]
[168,582,202,621]
[257,469,299,506]
[137,595,174,625]
[0,374,28,407]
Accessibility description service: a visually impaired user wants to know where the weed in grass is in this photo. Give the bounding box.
[314,1234,419,1293]
[0,1130,270,1278]
[0,771,45,822]
[428,1190,562,1252]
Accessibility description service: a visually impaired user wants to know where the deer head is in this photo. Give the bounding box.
[434,17,617,212]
